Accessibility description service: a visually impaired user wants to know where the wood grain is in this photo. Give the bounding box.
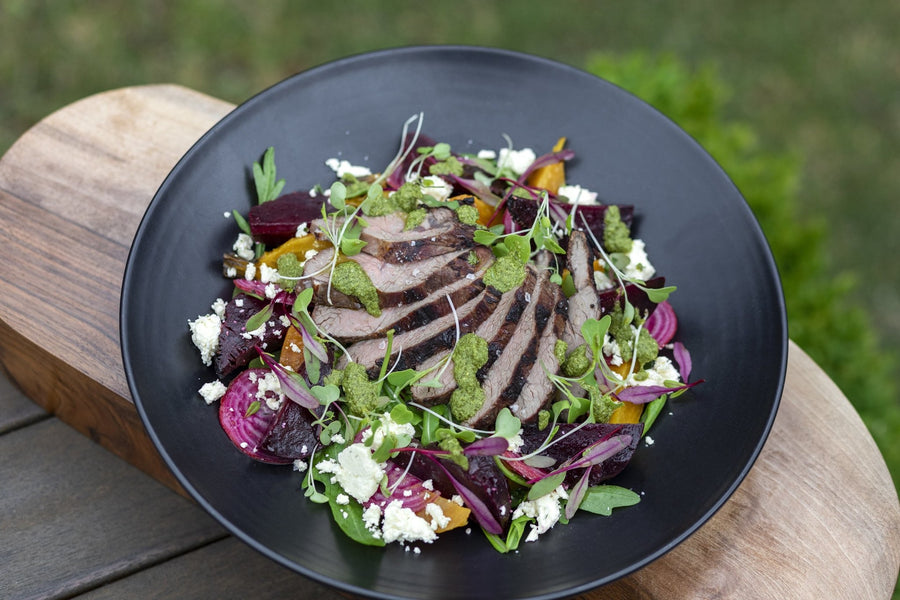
[0,418,226,600]
[0,85,897,599]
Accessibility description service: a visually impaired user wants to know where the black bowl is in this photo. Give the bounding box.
[121,46,786,600]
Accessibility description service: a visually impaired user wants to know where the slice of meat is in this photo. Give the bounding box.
[311,207,476,263]
[509,283,568,423]
[410,269,539,405]
[307,246,491,310]
[340,284,504,378]
[311,249,494,343]
[462,269,556,429]
[562,229,600,348]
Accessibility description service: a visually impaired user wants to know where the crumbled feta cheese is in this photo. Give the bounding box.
[451,495,464,506]
[497,147,537,176]
[325,158,371,178]
[602,334,624,366]
[224,211,232,218]
[225,266,237,278]
[295,222,309,238]
[188,313,222,366]
[425,502,451,531]
[264,282,279,299]
[331,433,346,445]
[244,262,256,281]
[477,149,497,160]
[557,184,599,206]
[333,443,386,504]
[336,493,350,505]
[625,356,681,387]
[362,504,383,538]
[292,459,308,473]
[421,176,453,202]
[381,500,437,544]
[506,433,524,453]
[422,479,434,491]
[259,263,280,284]
[211,298,227,319]
[513,485,568,542]
[232,233,255,261]
[622,239,656,280]
[197,380,227,404]
[361,413,417,452]
[645,436,655,446]
[255,370,284,411]
[241,322,266,340]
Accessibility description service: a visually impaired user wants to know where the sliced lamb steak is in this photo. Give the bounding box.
[463,269,557,429]
[340,285,504,378]
[410,269,539,405]
[304,246,492,310]
[562,229,600,348]
[311,207,476,264]
[509,282,568,423]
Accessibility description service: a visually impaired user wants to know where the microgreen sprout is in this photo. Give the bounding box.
[253,146,286,204]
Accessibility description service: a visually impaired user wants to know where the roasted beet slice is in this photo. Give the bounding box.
[504,195,634,239]
[219,368,292,464]
[248,191,325,246]
[259,400,320,460]
[395,450,512,533]
[215,293,285,378]
[519,422,643,486]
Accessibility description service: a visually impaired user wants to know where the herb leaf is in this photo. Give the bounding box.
[578,485,641,516]
[253,147,286,204]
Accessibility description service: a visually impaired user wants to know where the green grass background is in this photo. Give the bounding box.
[2,0,897,594]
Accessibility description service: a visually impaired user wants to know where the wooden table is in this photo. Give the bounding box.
[1,84,898,600]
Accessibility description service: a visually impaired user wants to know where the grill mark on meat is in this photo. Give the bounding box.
[562,230,600,347]
[511,284,568,423]
[311,249,494,343]
[311,207,476,264]
[340,285,504,377]
[411,270,539,405]
[463,270,554,429]
[306,246,492,310]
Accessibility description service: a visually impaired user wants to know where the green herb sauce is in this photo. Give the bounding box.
[483,255,526,293]
[335,362,381,416]
[561,344,591,378]
[332,260,381,317]
[609,301,658,367]
[428,156,464,177]
[449,333,489,422]
[603,205,633,254]
[275,253,304,291]
[404,208,427,230]
[455,203,479,225]
[392,181,423,213]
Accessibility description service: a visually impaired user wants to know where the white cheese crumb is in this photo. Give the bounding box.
[602,334,624,366]
[422,479,434,491]
[197,380,227,404]
[232,233,255,261]
[425,502,451,531]
[497,147,537,176]
[361,413,417,452]
[421,176,453,202]
[381,500,437,544]
[477,149,497,160]
[333,443,386,504]
[255,370,284,411]
[188,313,222,366]
[336,493,350,505]
[244,262,256,281]
[224,211,232,218]
[557,184,599,206]
[292,459,308,473]
[451,495,464,506]
[645,436,655,446]
[625,356,681,387]
[295,222,309,237]
[259,263,280,284]
[211,298,227,319]
[325,157,371,178]
[512,485,568,542]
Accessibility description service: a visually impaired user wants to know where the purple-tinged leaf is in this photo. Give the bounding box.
[287,313,328,363]
[464,436,509,457]
[673,341,692,381]
[565,466,593,521]
[615,381,702,404]
[428,456,504,534]
[566,435,632,471]
[518,149,575,182]
[256,348,320,410]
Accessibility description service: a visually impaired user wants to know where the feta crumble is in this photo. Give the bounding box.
[557,184,599,206]
[197,380,226,404]
[497,147,537,176]
[188,313,222,367]
[332,443,386,504]
[325,158,371,178]
[512,485,568,542]
[381,500,437,544]
[232,233,255,261]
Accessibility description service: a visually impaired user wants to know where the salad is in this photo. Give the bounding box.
[188,115,701,552]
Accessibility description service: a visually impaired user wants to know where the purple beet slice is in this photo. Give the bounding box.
[219,368,293,464]
[259,400,320,460]
[248,191,325,246]
[215,293,286,378]
[519,422,643,486]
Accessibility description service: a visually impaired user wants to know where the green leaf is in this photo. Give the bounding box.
[253,147,285,204]
[329,181,347,210]
[310,384,341,405]
[232,210,251,235]
[644,285,677,303]
[503,515,532,552]
[245,303,273,333]
[504,234,531,263]
[321,479,385,547]
[473,229,499,246]
[340,236,367,256]
[244,400,261,418]
[494,408,521,439]
[527,472,566,501]
[578,485,641,516]
[640,395,667,432]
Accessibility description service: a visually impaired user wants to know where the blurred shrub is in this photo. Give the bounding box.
[586,52,900,485]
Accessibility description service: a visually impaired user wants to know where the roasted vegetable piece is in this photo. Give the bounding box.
[417,496,472,533]
[258,399,320,461]
[248,190,325,246]
[215,293,286,377]
[219,368,293,464]
[526,137,567,194]
[278,325,305,372]
[259,233,330,269]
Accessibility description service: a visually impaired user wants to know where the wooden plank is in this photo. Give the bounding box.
[0,366,48,434]
[0,85,232,487]
[0,418,227,600]
[72,538,347,600]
